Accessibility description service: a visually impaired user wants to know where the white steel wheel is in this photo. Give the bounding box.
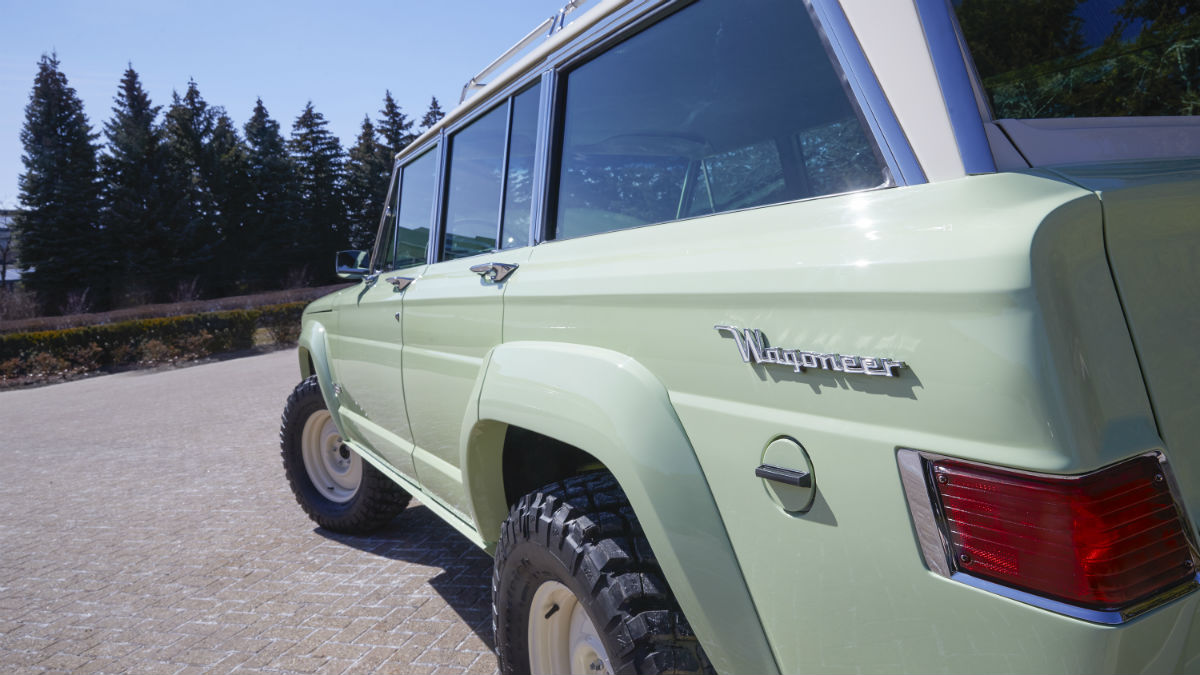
[299,410,362,503]
[528,580,612,675]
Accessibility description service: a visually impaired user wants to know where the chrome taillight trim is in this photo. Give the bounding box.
[896,448,1200,625]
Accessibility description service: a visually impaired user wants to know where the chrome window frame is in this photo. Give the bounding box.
[912,0,996,174]
[808,0,926,184]
[367,162,403,274]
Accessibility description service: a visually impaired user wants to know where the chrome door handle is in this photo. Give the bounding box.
[469,262,519,283]
[386,276,414,291]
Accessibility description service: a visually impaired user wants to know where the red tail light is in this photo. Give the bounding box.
[930,454,1195,611]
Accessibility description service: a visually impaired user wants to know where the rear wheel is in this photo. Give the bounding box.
[493,472,710,674]
[280,376,411,533]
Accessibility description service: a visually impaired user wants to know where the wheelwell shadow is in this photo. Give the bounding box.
[314,503,496,650]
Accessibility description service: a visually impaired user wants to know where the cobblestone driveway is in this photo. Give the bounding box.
[0,351,499,674]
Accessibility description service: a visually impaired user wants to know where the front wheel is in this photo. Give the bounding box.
[493,472,711,675]
[279,376,411,533]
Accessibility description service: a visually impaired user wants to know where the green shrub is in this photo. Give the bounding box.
[0,301,308,385]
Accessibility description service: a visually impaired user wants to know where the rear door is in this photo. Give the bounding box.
[403,84,543,518]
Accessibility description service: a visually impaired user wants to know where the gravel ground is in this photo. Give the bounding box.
[0,350,498,675]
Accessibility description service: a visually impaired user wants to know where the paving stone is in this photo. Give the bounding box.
[0,352,499,674]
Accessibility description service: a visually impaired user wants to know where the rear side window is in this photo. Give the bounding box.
[500,84,542,249]
[443,105,508,260]
[955,1,1200,118]
[395,147,437,267]
[552,0,886,240]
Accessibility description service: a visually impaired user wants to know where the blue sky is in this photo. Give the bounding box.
[0,0,584,209]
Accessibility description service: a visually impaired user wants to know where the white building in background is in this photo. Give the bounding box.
[0,210,22,288]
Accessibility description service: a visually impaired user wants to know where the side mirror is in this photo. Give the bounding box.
[335,250,371,280]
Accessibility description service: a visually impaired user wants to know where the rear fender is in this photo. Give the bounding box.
[460,340,779,675]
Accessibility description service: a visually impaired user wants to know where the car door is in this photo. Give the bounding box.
[329,149,437,480]
[402,84,542,519]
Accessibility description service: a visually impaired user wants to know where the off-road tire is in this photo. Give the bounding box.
[493,472,711,674]
[280,376,411,533]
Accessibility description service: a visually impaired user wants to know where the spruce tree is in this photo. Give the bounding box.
[206,111,251,294]
[162,80,250,296]
[15,53,104,312]
[100,65,178,305]
[162,80,220,289]
[243,98,300,289]
[289,102,346,282]
[420,96,446,132]
[377,91,415,157]
[344,116,391,250]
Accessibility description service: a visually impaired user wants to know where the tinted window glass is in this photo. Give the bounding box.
[395,147,437,267]
[372,166,401,272]
[443,105,507,260]
[955,0,1200,118]
[553,0,885,240]
[500,84,541,249]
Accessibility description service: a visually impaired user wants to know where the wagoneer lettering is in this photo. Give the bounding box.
[714,325,905,377]
[276,1,1200,673]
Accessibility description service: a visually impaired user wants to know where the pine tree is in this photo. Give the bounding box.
[100,65,178,304]
[162,80,221,289]
[344,116,391,250]
[377,91,415,157]
[162,80,250,296]
[243,98,300,289]
[206,111,251,294]
[420,96,446,132]
[289,101,346,281]
[14,53,104,311]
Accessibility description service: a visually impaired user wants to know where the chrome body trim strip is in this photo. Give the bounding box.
[912,0,996,174]
[808,0,926,185]
[952,573,1200,626]
[896,449,951,576]
[495,97,515,251]
[530,70,559,246]
[428,131,449,264]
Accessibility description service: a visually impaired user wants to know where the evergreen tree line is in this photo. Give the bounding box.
[13,53,447,314]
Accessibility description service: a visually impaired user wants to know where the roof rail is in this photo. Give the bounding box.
[460,0,588,103]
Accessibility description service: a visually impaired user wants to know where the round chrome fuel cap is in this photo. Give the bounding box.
[758,437,815,513]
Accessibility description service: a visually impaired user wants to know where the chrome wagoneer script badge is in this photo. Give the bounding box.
[715,325,905,378]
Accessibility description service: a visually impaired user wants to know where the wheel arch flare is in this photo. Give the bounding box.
[459,340,780,675]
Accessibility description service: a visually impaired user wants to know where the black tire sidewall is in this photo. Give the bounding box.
[281,380,362,522]
[495,528,622,674]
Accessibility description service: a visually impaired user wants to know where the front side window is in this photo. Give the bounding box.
[552,0,886,240]
[955,0,1200,118]
[395,146,437,268]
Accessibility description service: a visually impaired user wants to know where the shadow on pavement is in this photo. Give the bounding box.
[315,503,497,650]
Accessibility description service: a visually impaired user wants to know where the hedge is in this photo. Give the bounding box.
[0,301,306,384]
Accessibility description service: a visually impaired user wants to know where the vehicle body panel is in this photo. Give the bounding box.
[402,247,531,518]
[497,170,1181,672]
[1051,160,1200,527]
[327,264,426,479]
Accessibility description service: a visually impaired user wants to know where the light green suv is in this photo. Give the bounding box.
[278,1,1200,672]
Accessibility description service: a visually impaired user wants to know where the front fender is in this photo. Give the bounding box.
[461,340,779,675]
[298,317,344,431]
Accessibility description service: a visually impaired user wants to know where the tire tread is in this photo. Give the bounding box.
[494,472,711,675]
